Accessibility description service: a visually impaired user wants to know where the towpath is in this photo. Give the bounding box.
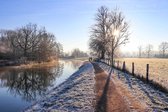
[92,62,147,112]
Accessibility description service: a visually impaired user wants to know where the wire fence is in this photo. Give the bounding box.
[99,58,168,93]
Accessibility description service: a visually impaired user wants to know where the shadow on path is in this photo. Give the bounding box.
[92,63,111,112]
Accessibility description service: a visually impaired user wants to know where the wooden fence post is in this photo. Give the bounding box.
[132,62,134,75]
[122,61,125,72]
[146,64,149,82]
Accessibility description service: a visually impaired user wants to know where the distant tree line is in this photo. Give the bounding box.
[89,6,129,65]
[62,48,88,59]
[0,23,62,62]
[137,42,168,58]
[71,48,88,58]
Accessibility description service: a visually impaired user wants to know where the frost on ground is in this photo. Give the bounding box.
[98,62,168,112]
[25,62,96,112]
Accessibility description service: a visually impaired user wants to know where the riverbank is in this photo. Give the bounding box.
[24,61,168,112]
[23,61,146,112]
[25,62,96,112]
[0,60,59,71]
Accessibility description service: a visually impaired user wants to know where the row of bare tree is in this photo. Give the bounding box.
[89,6,130,65]
[71,48,88,58]
[138,42,168,58]
[0,23,62,62]
[62,48,88,59]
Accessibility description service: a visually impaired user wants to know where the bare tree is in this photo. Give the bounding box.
[2,24,44,59]
[89,6,110,59]
[107,8,129,65]
[0,23,61,62]
[71,48,88,58]
[37,32,59,61]
[16,24,43,57]
[89,6,130,64]
[56,43,63,58]
[159,42,168,58]
[138,46,142,58]
[146,44,153,58]
[0,30,21,59]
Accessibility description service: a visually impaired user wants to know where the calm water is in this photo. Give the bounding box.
[0,60,83,112]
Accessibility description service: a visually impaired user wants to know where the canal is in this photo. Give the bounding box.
[0,60,83,112]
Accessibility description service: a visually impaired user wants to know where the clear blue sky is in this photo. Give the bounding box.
[0,0,168,53]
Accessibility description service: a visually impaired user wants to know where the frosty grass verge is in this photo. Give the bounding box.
[98,62,168,112]
[25,62,96,112]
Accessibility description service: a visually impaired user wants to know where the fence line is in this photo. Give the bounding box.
[97,58,168,93]
[100,58,149,82]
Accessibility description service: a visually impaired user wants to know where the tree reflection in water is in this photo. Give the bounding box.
[0,63,64,102]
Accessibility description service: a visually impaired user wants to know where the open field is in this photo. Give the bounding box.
[115,58,168,89]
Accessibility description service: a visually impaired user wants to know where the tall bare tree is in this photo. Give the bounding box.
[37,32,59,61]
[89,6,110,59]
[146,44,153,58]
[107,9,129,65]
[89,6,130,64]
[159,42,168,58]
[16,24,43,57]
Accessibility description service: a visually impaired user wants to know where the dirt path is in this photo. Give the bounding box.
[112,75,149,112]
[92,63,130,112]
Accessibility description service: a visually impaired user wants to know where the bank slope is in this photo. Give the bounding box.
[25,62,96,112]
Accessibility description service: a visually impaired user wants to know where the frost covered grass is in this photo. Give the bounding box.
[115,58,168,90]
[98,62,168,112]
[24,62,96,112]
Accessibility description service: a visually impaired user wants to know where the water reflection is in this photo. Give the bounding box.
[0,60,83,112]
[0,63,64,102]
[64,60,83,70]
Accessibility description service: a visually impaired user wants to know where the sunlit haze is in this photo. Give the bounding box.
[0,0,168,53]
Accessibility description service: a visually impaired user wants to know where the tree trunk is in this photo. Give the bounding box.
[101,50,105,59]
[24,49,27,57]
[111,49,114,66]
